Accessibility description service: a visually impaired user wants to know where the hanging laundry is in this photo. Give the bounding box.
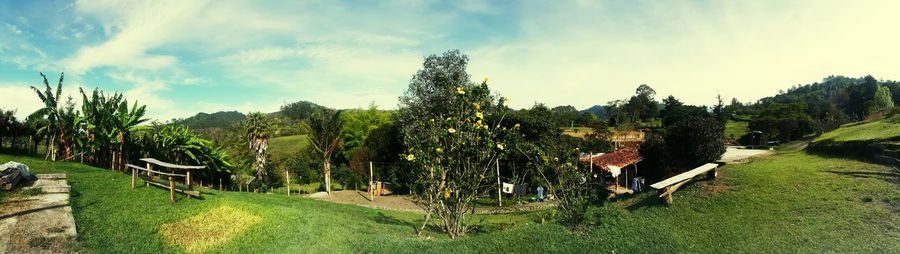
[513,185,526,196]
[502,182,514,194]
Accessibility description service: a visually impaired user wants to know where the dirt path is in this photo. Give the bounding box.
[0,174,77,253]
[719,146,774,164]
[309,190,554,214]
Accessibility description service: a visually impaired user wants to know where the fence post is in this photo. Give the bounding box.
[131,167,136,189]
[186,170,192,200]
[169,176,176,203]
[497,159,502,207]
[369,161,374,202]
[286,170,291,196]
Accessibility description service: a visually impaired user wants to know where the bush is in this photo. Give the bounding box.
[639,116,725,179]
[666,116,726,169]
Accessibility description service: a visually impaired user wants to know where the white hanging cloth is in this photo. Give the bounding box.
[502,182,514,194]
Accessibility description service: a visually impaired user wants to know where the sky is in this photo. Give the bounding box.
[1,0,899,120]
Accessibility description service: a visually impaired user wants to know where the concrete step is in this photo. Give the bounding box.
[35,173,66,180]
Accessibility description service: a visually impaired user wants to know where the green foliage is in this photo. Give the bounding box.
[640,116,725,180]
[748,102,817,141]
[280,100,325,120]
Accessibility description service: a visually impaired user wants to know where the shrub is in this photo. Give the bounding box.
[666,116,726,169]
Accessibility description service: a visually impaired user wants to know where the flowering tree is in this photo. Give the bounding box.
[399,51,516,238]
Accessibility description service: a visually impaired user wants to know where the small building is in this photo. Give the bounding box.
[580,146,643,197]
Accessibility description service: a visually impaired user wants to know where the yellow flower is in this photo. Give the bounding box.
[476,119,482,125]
[435,148,443,153]
[406,154,415,161]
[448,128,456,134]
[444,188,451,198]
[476,112,484,119]
[456,87,465,95]
[514,123,521,128]
[482,125,488,130]
[496,143,505,150]
[473,103,481,110]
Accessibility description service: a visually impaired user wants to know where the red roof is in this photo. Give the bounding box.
[580,147,642,172]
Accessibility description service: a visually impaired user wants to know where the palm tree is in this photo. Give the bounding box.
[244,112,276,185]
[30,72,65,161]
[307,109,343,194]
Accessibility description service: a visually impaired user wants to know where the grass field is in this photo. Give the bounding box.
[725,120,750,140]
[814,115,900,142]
[3,140,899,252]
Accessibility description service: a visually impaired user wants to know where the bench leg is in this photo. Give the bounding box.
[661,187,674,205]
[131,168,136,190]
[707,169,718,179]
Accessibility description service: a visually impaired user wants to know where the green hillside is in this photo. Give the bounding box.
[179,111,246,129]
[814,115,900,142]
[269,135,310,161]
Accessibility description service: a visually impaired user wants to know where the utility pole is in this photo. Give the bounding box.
[286,170,291,196]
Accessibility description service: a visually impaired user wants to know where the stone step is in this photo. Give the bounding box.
[36,173,66,180]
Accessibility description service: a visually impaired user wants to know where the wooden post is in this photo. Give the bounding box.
[219,178,223,190]
[286,170,291,196]
[589,152,593,175]
[496,159,502,207]
[146,163,152,187]
[131,167,136,189]
[169,176,176,203]
[369,161,374,202]
[186,170,192,199]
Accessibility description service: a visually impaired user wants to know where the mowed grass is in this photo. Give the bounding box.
[725,120,749,140]
[2,147,899,253]
[814,115,900,142]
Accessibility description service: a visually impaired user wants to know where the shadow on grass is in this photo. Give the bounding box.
[826,170,900,184]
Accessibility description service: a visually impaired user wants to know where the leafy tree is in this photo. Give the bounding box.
[398,50,516,239]
[870,86,894,115]
[244,112,277,184]
[281,100,325,120]
[624,84,658,122]
[307,108,343,194]
[29,72,67,161]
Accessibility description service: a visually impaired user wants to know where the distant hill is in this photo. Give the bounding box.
[582,105,608,118]
[179,111,246,129]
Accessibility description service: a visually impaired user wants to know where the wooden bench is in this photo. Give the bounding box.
[126,158,205,203]
[649,163,719,205]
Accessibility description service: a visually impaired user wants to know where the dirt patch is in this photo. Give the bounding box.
[310,190,554,214]
[701,178,731,197]
[161,206,261,253]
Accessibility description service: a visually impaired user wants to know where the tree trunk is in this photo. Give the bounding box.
[324,160,332,194]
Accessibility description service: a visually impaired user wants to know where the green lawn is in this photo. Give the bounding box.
[814,115,900,142]
[3,144,899,253]
[725,120,749,140]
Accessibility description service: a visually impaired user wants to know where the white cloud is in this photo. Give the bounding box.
[0,85,43,118]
